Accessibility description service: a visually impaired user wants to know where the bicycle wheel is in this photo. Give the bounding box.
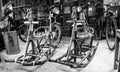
[94,18,101,39]
[33,24,62,47]
[18,24,28,42]
[49,24,62,47]
[76,27,98,68]
[106,18,117,50]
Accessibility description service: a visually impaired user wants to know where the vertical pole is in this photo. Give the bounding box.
[74,31,77,62]
[114,36,119,70]
[118,37,120,72]
[73,19,78,63]
[31,39,35,55]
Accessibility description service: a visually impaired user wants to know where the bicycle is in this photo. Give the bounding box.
[49,3,98,68]
[105,5,117,50]
[94,2,117,50]
[17,5,62,47]
[33,5,62,47]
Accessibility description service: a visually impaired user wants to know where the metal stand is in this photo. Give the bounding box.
[5,8,55,66]
[5,21,52,66]
[49,19,99,68]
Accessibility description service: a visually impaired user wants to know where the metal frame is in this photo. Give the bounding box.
[5,8,53,66]
[49,5,99,68]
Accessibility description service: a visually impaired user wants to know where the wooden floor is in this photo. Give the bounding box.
[0,37,117,72]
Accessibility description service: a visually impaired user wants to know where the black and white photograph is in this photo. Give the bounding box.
[0,0,120,72]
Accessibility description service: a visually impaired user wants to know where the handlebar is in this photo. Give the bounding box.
[24,21,39,24]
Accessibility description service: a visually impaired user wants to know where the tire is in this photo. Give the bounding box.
[33,24,62,47]
[18,24,28,42]
[50,24,62,47]
[94,18,103,39]
[106,18,117,50]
